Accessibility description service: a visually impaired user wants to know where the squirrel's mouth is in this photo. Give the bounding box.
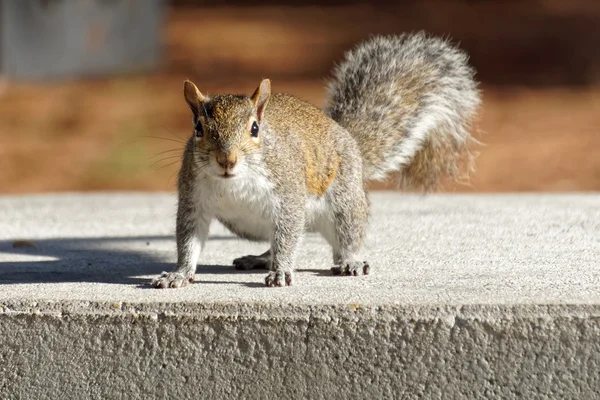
[221,172,236,179]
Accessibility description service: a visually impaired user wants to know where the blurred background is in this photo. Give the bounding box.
[0,0,599,193]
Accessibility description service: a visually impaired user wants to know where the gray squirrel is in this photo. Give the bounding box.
[152,32,481,288]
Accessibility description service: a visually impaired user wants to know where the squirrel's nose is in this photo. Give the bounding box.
[216,152,238,170]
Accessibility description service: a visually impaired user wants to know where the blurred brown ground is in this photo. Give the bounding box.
[1,2,599,193]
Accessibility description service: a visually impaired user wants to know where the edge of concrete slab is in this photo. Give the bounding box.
[1,299,599,399]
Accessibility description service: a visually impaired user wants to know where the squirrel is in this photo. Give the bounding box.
[152,32,481,288]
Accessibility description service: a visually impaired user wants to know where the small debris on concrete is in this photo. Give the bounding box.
[12,240,37,249]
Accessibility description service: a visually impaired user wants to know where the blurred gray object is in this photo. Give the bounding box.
[0,0,165,80]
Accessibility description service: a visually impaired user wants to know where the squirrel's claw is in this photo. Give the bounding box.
[265,271,292,287]
[151,271,194,289]
[331,261,369,276]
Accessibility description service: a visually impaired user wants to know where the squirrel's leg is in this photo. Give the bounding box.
[152,202,211,289]
[327,162,370,276]
[265,209,305,287]
[330,203,370,276]
[233,249,271,270]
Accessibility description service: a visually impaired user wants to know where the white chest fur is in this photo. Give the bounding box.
[194,171,334,242]
[194,171,277,240]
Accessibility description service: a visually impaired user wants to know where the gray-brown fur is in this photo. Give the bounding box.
[152,33,480,289]
[326,32,481,190]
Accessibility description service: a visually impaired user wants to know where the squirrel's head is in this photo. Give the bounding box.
[183,79,271,179]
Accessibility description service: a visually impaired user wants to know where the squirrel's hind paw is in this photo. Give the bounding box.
[151,271,194,289]
[233,254,270,270]
[331,261,370,276]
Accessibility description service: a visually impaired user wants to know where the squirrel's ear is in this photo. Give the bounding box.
[183,80,207,119]
[251,79,271,122]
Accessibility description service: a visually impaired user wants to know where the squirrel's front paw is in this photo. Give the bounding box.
[151,271,194,289]
[331,261,370,276]
[265,270,293,287]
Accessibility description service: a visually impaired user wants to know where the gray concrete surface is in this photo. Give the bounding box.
[0,192,599,399]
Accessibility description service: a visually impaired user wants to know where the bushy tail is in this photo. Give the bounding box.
[325,33,481,191]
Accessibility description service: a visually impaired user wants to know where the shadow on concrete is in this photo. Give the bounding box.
[0,235,243,287]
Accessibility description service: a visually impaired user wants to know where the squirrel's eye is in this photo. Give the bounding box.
[250,121,259,138]
[194,121,203,138]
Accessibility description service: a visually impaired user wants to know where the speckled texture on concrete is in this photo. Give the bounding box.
[0,193,599,399]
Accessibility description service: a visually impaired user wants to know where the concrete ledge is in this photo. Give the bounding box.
[1,193,599,399]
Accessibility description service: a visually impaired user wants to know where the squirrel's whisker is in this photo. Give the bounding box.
[151,156,181,168]
[142,135,187,145]
[149,149,183,160]
[162,127,187,142]
[155,160,181,172]
[168,168,180,187]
